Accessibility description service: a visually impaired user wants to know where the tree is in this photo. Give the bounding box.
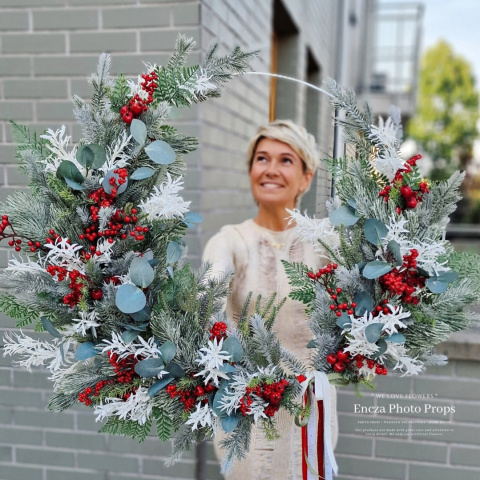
[407,40,479,180]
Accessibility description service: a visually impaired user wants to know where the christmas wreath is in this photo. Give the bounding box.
[0,37,306,472]
[285,79,480,386]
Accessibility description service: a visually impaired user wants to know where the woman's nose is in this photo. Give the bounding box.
[265,160,279,176]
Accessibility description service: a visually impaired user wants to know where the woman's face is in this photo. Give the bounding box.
[249,138,313,210]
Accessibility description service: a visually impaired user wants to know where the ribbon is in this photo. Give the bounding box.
[298,372,338,478]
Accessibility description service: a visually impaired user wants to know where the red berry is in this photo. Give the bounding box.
[337,350,349,362]
[326,354,337,365]
[406,197,418,209]
[333,362,346,373]
[120,105,130,116]
[122,111,134,124]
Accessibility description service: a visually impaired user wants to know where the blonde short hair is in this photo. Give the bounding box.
[246,119,320,173]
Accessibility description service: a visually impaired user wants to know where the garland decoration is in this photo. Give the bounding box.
[0,36,303,472]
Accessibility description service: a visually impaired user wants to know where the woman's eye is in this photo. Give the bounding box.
[256,156,267,162]
[282,157,293,164]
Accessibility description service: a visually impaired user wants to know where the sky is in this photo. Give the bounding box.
[399,0,480,86]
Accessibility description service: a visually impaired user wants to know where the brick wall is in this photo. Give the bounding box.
[336,356,480,480]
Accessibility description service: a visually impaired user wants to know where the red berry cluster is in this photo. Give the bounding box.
[372,299,392,317]
[108,352,139,384]
[78,379,114,406]
[166,382,215,412]
[140,71,158,100]
[119,71,158,124]
[307,262,338,280]
[46,265,68,282]
[109,168,128,197]
[326,349,351,373]
[379,249,425,305]
[378,155,430,213]
[209,322,228,341]
[62,269,88,307]
[83,187,148,255]
[354,355,387,375]
[1,215,31,252]
[239,379,289,417]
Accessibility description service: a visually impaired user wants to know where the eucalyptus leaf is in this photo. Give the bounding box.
[130,306,152,322]
[121,329,139,343]
[41,317,61,339]
[363,261,393,279]
[365,323,384,343]
[221,415,239,433]
[166,241,182,264]
[165,362,184,379]
[438,271,459,283]
[148,259,160,268]
[131,166,155,180]
[364,218,388,246]
[353,291,374,316]
[121,322,149,332]
[167,265,174,279]
[135,358,166,378]
[115,283,146,313]
[426,278,449,294]
[222,336,242,362]
[336,313,352,329]
[385,333,406,343]
[56,160,84,184]
[130,256,155,288]
[130,119,147,146]
[329,205,360,226]
[307,339,316,349]
[219,363,236,373]
[346,198,358,210]
[183,211,203,228]
[74,342,97,361]
[373,338,388,357]
[64,177,85,190]
[212,388,228,417]
[145,140,176,165]
[387,240,403,265]
[76,145,95,168]
[148,375,174,398]
[159,340,176,364]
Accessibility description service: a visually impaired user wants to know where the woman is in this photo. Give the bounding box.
[203,120,337,479]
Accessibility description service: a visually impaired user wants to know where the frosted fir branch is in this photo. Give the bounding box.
[178,68,217,103]
[94,386,153,425]
[218,369,269,421]
[326,196,342,215]
[44,237,85,274]
[6,255,45,274]
[381,215,449,274]
[127,75,150,101]
[423,353,448,366]
[139,173,190,220]
[194,337,232,387]
[186,402,214,430]
[3,331,74,372]
[98,207,116,231]
[72,310,101,337]
[91,237,116,264]
[101,130,132,175]
[100,332,161,360]
[76,206,91,224]
[89,53,112,87]
[287,208,339,258]
[40,127,82,174]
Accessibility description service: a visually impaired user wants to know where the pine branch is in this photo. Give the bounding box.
[0,293,39,327]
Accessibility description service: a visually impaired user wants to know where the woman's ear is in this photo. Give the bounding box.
[300,171,314,193]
